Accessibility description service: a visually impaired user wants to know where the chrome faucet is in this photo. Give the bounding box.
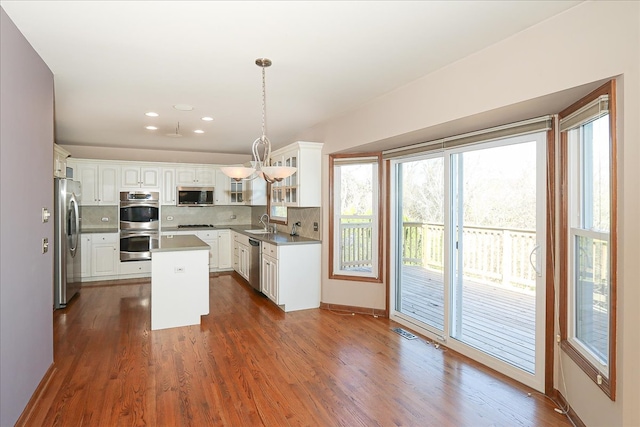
[259,213,270,231]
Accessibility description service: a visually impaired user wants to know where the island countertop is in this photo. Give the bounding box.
[152,235,210,253]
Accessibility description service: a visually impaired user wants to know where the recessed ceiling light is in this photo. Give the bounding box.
[201,116,214,121]
[145,112,159,117]
[145,126,158,130]
[173,104,194,111]
[194,130,204,134]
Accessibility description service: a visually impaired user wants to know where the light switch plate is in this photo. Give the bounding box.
[42,207,51,223]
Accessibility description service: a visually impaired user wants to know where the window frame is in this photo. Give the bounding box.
[329,152,383,283]
[559,80,617,400]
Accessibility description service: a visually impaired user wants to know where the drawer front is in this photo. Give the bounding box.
[197,230,217,239]
[92,233,118,243]
[261,242,278,259]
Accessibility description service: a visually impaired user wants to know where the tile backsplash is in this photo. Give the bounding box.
[81,204,321,240]
[161,205,252,226]
[250,206,321,240]
[80,206,118,229]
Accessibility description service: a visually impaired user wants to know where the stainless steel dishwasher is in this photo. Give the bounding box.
[248,238,261,291]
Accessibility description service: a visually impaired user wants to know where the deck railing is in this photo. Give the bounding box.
[340,220,539,290]
[340,220,608,293]
[402,223,538,290]
[339,216,374,270]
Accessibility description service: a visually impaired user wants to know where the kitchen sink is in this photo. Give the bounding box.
[244,229,271,234]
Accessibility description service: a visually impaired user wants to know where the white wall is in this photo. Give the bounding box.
[304,2,639,426]
[0,8,55,426]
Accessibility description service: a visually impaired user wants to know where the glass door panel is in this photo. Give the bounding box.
[450,141,540,374]
[395,156,445,332]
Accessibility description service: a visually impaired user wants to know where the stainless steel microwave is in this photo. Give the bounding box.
[177,187,215,206]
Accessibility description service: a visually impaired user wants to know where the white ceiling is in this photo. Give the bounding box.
[1,1,583,156]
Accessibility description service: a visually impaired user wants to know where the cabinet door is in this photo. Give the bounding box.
[77,164,99,205]
[218,230,231,269]
[99,165,120,205]
[175,168,197,185]
[247,178,267,206]
[230,180,244,204]
[214,170,230,205]
[121,166,141,189]
[261,255,278,303]
[91,242,119,277]
[161,168,176,204]
[195,167,215,185]
[141,167,160,188]
[283,151,298,205]
[80,235,92,278]
[238,244,250,280]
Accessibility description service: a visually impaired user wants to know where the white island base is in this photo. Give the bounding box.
[151,235,210,331]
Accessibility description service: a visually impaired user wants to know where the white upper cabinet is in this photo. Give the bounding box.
[68,159,120,206]
[53,143,70,178]
[176,166,215,186]
[161,168,176,205]
[121,165,160,190]
[214,169,231,205]
[246,176,267,206]
[270,141,322,208]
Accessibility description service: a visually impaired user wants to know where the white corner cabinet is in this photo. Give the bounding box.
[260,241,321,312]
[160,229,232,272]
[54,143,70,178]
[269,141,322,211]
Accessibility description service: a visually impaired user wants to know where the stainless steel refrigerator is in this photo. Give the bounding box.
[54,178,81,309]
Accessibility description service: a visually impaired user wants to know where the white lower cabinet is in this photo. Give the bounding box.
[119,260,151,276]
[80,235,92,278]
[218,230,232,269]
[161,229,233,272]
[233,231,250,281]
[90,233,119,277]
[261,253,278,304]
[260,241,321,312]
[196,230,219,270]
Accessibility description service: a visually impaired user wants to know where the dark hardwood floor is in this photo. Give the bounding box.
[18,273,572,426]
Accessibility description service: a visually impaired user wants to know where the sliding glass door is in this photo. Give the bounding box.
[391,132,546,391]
[395,155,445,334]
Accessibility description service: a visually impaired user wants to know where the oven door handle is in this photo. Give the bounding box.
[121,231,158,237]
[119,202,159,208]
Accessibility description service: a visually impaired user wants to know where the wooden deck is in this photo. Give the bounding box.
[399,265,536,372]
[399,265,609,373]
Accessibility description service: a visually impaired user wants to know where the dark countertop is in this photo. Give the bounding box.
[81,227,119,234]
[152,235,210,253]
[227,224,321,246]
[161,224,321,246]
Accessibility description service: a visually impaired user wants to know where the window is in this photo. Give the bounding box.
[329,153,382,282]
[559,80,617,399]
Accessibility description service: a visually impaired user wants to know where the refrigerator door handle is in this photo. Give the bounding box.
[69,193,80,256]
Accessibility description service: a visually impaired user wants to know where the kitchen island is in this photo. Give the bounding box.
[150,234,210,330]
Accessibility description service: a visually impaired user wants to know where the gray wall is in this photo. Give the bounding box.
[0,8,54,426]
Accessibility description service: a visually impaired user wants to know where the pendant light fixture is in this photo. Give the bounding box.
[220,58,296,183]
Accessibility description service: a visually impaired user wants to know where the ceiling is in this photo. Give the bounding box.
[1,1,583,157]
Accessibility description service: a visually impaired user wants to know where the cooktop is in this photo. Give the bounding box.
[177,224,216,228]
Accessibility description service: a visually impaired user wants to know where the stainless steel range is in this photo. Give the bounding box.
[119,191,159,261]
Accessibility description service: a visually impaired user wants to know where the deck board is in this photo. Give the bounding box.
[399,265,536,372]
[398,265,609,373]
